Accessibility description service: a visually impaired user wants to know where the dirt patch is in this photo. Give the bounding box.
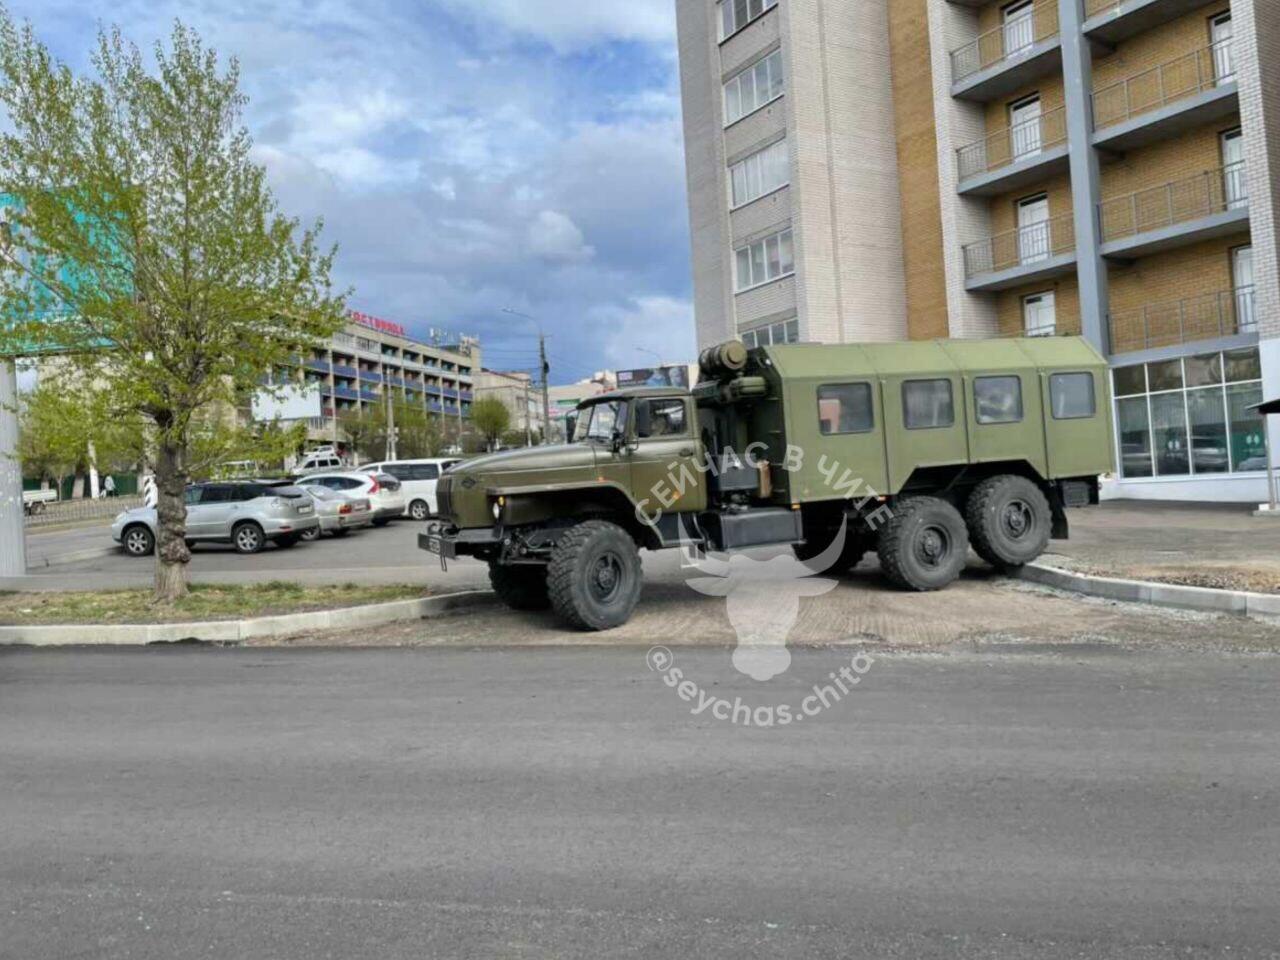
[1044,554,1280,594]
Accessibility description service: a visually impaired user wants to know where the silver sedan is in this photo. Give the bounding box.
[300,485,373,540]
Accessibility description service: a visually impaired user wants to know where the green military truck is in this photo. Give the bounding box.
[421,336,1113,630]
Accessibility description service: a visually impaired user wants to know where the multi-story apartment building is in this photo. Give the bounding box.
[676,0,1280,501]
[296,311,479,444]
[474,369,546,442]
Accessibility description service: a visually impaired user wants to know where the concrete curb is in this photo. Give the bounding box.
[1017,563,1280,619]
[0,589,497,647]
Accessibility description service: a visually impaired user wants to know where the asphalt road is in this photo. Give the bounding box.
[3,645,1279,958]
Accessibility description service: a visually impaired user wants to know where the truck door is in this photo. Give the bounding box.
[627,396,707,521]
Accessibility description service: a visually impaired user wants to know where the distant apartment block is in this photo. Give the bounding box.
[675,0,1280,501]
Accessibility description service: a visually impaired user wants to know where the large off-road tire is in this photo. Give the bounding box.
[793,526,870,571]
[965,475,1052,570]
[547,520,643,631]
[877,497,969,591]
[489,563,551,611]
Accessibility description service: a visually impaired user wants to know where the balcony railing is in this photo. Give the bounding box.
[1110,286,1256,353]
[1099,164,1247,243]
[963,212,1076,277]
[957,104,1067,180]
[1092,40,1235,130]
[951,0,1059,82]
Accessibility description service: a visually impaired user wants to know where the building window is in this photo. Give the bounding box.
[1023,291,1055,336]
[903,379,955,430]
[1049,373,1095,419]
[730,139,789,208]
[817,383,874,435]
[719,0,778,41]
[974,376,1024,424]
[724,49,784,126]
[734,227,794,292]
[1112,348,1266,478]
[740,317,799,348]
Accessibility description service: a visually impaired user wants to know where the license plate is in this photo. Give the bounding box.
[422,534,455,558]
[296,505,313,515]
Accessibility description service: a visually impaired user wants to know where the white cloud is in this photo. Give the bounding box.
[435,0,675,50]
[527,210,594,264]
[596,296,696,368]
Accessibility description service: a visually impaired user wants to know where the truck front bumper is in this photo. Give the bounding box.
[418,522,502,561]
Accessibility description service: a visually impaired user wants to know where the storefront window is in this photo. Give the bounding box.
[1112,347,1265,478]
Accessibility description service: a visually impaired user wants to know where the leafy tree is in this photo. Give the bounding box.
[0,16,346,598]
[337,408,382,463]
[394,400,442,459]
[471,396,510,452]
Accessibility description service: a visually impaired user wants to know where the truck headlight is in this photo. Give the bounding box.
[492,496,505,522]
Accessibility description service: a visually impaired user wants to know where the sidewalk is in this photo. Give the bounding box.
[1047,500,1280,593]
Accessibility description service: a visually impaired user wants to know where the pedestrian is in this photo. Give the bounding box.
[103,475,116,498]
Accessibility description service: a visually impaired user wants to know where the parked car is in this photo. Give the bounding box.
[22,488,57,515]
[358,458,462,520]
[111,480,319,557]
[299,485,373,540]
[295,472,406,526]
[298,447,347,473]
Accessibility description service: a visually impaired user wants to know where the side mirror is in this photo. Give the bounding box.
[610,429,626,453]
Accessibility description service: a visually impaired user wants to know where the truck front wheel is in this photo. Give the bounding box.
[877,497,969,591]
[489,563,551,611]
[965,475,1052,569]
[547,520,642,630]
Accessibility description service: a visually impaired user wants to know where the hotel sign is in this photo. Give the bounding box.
[350,310,406,339]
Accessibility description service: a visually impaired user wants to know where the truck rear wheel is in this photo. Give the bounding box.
[547,520,642,631]
[965,475,1052,569]
[877,497,969,591]
[489,563,551,611]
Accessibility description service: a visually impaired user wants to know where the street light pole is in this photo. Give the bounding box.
[503,309,552,445]
[0,356,26,577]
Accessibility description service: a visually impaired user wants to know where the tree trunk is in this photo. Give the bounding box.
[153,437,191,602]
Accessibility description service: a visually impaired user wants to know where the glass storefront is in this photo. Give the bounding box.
[1112,347,1266,479]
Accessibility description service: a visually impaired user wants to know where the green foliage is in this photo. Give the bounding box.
[0,13,347,595]
[470,396,511,450]
[17,373,144,484]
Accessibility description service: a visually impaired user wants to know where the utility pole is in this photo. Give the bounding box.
[503,309,552,445]
[0,356,26,577]
[384,387,397,461]
[522,377,533,447]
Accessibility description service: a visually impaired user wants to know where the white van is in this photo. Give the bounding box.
[298,448,347,474]
[359,458,462,520]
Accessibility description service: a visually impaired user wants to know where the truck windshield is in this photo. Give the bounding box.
[574,400,627,443]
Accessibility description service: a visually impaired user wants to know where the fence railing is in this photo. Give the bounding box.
[1092,40,1235,130]
[951,0,1059,82]
[1110,286,1256,353]
[1099,164,1248,243]
[957,104,1068,180]
[24,494,145,528]
[963,212,1076,277]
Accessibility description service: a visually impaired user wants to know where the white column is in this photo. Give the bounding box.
[0,357,27,577]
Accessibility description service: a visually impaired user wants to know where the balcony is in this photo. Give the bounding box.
[950,0,1061,101]
[304,358,331,374]
[1084,0,1225,45]
[963,213,1077,291]
[333,385,360,401]
[332,363,358,379]
[359,369,383,383]
[1110,286,1257,354]
[359,389,380,402]
[1092,41,1238,152]
[1099,165,1250,259]
[956,104,1069,195]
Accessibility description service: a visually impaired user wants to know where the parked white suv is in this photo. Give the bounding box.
[359,458,462,520]
[296,472,406,526]
[111,480,319,556]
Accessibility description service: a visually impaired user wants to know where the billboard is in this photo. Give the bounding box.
[252,383,323,422]
[616,364,692,389]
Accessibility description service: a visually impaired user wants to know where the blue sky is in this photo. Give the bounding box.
[10,0,695,385]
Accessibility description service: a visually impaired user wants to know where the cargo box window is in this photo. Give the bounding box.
[902,379,954,429]
[974,376,1023,424]
[1049,372,1095,419]
[817,383,873,434]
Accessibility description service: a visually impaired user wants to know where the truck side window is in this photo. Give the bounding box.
[1049,372,1095,419]
[902,379,954,429]
[637,398,688,438]
[817,383,873,435]
[974,376,1023,424]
